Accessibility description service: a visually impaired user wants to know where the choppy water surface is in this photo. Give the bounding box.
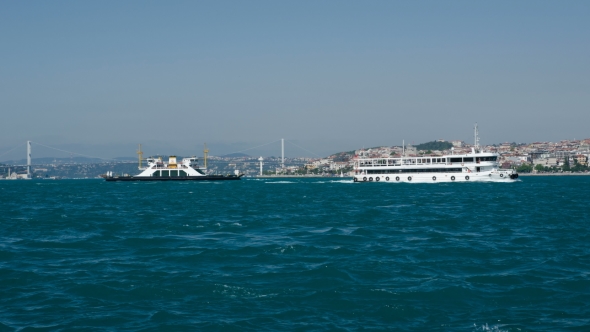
[1,177,589,331]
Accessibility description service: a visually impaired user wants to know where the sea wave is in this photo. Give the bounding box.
[0,177,588,330]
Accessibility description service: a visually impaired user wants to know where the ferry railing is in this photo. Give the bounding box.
[355,158,498,168]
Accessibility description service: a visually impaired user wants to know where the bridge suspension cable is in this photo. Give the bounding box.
[223,139,322,158]
[285,140,322,158]
[31,141,121,162]
[224,140,281,155]
[0,142,26,159]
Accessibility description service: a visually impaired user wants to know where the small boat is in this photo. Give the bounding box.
[104,155,242,182]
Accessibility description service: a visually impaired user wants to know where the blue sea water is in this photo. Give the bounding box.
[1,177,589,331]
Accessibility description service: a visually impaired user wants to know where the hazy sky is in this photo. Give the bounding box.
[1,1,589,160]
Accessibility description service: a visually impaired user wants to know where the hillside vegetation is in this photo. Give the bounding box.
[415,141,453,151]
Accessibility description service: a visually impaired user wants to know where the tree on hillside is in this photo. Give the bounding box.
[534,164,544,172]
[415,141,453,151]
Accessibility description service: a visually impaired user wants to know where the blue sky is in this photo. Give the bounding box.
[1,1,589,159]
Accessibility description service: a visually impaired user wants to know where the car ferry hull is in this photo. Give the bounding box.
[104,175,242,182]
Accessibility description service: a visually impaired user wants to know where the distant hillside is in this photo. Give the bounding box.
[415,141,453,151]
[330,151,355,162]
[221,153,250,158]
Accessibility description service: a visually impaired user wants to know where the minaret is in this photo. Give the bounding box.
[402,140,405,157]
[258,156,264,176]
[27,141,31,179]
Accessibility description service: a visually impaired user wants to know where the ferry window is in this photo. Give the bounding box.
[463,158,474,163]
[162,170,170,177]
[450,158,462,163]
[179,170,187,176]
[171,170,178,177]
[153,171,160,177]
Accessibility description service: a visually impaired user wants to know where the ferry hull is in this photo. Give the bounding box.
[104,175,242,182]
[353,172,518,183]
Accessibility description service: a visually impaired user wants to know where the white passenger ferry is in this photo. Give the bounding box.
[104,155,242,182]
[352,126,518,183]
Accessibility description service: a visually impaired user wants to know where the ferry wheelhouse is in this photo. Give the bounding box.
[104,155,242,182]
[352,126,518,183]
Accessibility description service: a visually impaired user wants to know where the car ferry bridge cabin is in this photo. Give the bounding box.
[139,156,207,178]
